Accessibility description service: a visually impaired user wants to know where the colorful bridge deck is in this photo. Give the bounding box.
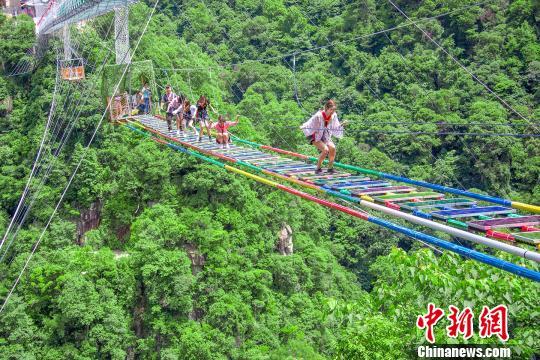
[133,115,540,250]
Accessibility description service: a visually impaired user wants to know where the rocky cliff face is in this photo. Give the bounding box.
[183,243,205,275]
[277,223,293,256]
[76,201,102,245]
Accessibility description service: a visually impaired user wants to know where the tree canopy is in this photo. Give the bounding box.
[0,0,539,358]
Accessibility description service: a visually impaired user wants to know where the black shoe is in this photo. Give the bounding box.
[315,168,323,175]
[198,137,202,142]
[327,168,335,174]
[208,136,212,141]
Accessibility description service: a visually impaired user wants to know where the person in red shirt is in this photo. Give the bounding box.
[210,114,240,149]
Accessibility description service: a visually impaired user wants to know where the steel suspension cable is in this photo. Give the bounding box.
[0,1,159,311]
[0,13,118,262]
[387,0,536,129]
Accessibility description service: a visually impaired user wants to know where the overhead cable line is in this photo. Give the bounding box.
[1,13,118,262]
[157,0,494,73]
[387,0,536,128]
[0,59,60,254]
[357,3,479,249]
[0,0,160,314]
[272,126,540,137]
[248,118,540,127]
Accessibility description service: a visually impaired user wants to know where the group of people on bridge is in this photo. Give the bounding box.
[161,85,240,149]
[124,82,347,173]
[111,83,152,118]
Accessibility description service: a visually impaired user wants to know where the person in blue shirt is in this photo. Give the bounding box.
[141,83,152,114]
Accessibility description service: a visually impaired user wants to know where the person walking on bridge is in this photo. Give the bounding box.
[161,85,175,111]
[141,83,152,114]
[162,85,176,131]
[300,99,347,174]
[195,95,216,142]
[183,99,197,136]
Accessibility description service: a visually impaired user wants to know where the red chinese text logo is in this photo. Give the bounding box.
[479,305,509,341]
[417,304,509,343]
[417,303,445,343]
[447,305,474,340]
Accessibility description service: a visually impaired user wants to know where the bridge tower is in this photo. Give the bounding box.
[62,25,71,60]
[114,6,130,64]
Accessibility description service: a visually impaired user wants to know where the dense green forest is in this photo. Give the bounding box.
[0,0,539,358]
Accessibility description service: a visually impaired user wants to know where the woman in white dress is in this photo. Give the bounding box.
[300,99,346,174]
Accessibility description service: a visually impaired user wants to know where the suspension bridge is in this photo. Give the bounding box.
[120,115,540,284]
[1,0,539,315]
